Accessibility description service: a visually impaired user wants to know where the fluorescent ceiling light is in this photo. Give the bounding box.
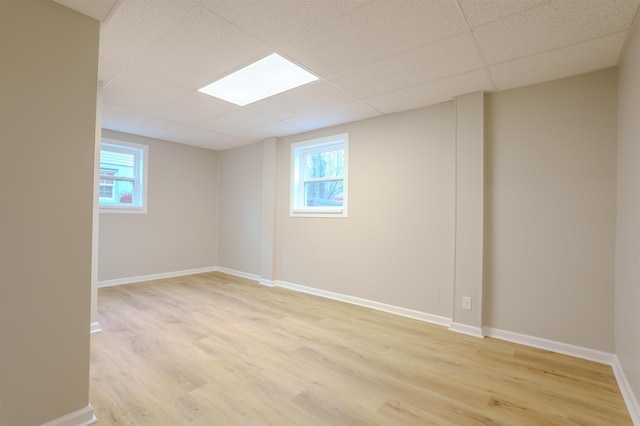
[198,53,319,106]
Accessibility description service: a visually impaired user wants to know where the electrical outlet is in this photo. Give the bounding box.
[462,296,472,311]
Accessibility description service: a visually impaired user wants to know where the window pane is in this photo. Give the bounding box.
[114,180,134,204]
[99,186,113,199]
[304,149,344,179]
[100,152,134,179]
[304,180,343,207]
[290,133,348,217]
[99,140,148,212]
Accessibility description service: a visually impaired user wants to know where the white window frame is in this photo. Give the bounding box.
[99,139,148,214]
[290,133,348,218]
[99,168,117,201]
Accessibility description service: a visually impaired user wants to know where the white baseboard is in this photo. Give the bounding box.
[97,266,218,288]
[90,322,101,334]
[258,278,274,287]
[483,327,615,365]
[216,267,261,282]
[41,405,96,426]
[480,328,640,423]
[612,355,640,425]
[449,322,484,338]
[274,280,452,327]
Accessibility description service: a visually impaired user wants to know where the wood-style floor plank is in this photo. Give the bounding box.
[90,272,632,425]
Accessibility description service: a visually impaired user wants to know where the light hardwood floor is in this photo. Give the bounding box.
[90,272,632,425]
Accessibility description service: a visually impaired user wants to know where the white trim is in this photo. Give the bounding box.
[612,355,640,425]
[90,322,101,334]
[98,266,218,288]
[485,327,640,423]
[290,133,349,218]
[99,138,148,214]
[483,327,616,365]
[40,405,96,426]
[273,280,452,327]
[216,267,261,281]
[485,327,639,423]
[258,278,274,287]
[449,322,484,338]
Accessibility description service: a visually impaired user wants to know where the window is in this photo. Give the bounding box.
[291,133,348,217]
[99,168,117,201]
[99,139,148,213]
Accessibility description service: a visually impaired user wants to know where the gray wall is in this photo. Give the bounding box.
[616,15,640,404]
[276,103,457,317]
[218,69,619,353]
[217,142,263,275]
[484,69,618,352]
[98,130,218,281]
[0,1,98,424]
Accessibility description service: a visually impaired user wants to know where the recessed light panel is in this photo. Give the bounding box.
[198,54,319,106]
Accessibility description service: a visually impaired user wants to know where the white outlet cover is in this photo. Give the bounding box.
[462,296,472,310]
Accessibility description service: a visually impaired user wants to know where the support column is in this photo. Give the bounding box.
[90,82,103,333]
[450,91,485,337]
[260,138,278,286]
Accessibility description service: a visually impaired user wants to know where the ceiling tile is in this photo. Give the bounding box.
[459,0,548,28]
[474,0,640,65]
[199,109,275,135]
[330,33,484,98]
[489,31,627,91]
[279,0,466,77]
[99,0,197,64]
[163,127,223,145]
[152,91,237,126]
[122,117,187,139]
[235,121,307,140]
[103,69,190,113]
[364,69,493,114]
[246,80,354,120]
[284,101,381,131]
[130,6,272,89]
[199,135,253,151]
[69,0,639,150]
[98,57,125,82]
[200,0,367,47]
[101,106,145,132]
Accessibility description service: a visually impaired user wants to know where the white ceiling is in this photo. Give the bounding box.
[55,0,640,151]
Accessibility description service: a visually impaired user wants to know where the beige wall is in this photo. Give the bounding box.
[485,69,618,352]
[218,142,263,275]
[276,104,456,316]
[616,15,640,404]
[0,1,98,424]
[98,130,218,281]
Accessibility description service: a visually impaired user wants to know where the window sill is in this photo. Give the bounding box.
[99,206,147,214]
[290,209,347,218]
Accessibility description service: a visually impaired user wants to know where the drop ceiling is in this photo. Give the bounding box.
[55,0,640,151]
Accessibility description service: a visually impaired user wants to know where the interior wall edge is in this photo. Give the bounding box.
[274,278,453,328]
[612,356,640,425]
[97,266,218,288]
[483,327,615,365]
[216,266,261,282]
[39,404,96,426]
[90,322,102,334]
[449,322,484,338]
